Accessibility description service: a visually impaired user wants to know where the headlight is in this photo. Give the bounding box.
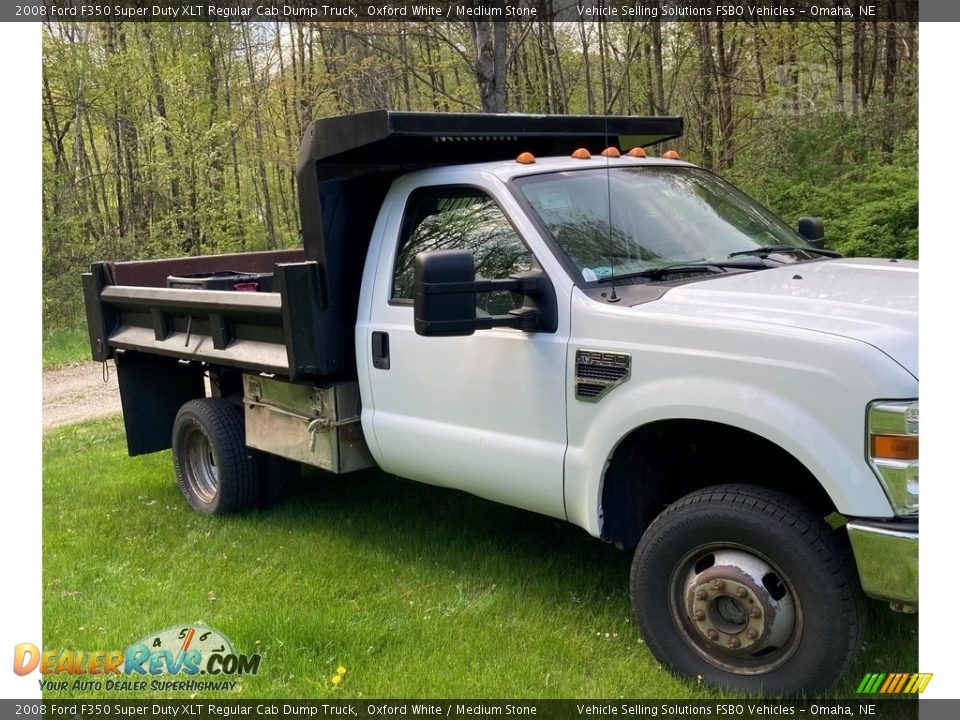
[867,400,919,516]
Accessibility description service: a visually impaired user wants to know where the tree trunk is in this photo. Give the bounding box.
[697,23,716,169]
[860,23,879,109]
[242,23,277,249]
[544,14,568,113]
[216,23,246,245]
[577,16,595,114]
[751,22,767,99]
[42,73,69,173]
[851,20,862,114]
[597,17,612,112]
[881,14,898,103]
[833,21,845,111]
[201,22,223,196]
[714,21,737,171]
[467,13,508,113]
[651,21,666,113]
[141,23,183,240]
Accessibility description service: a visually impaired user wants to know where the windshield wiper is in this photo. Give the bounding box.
[613,262,729,281]
[729,245,842,259]
[613,256,772,281]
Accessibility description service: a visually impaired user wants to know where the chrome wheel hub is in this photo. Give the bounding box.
[184,427,219,503]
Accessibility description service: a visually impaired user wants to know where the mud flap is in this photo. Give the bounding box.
[115,352,205,456]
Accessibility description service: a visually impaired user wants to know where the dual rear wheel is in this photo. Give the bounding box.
[171,398,298,515]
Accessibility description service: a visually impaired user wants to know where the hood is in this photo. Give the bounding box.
[643,258,918,378]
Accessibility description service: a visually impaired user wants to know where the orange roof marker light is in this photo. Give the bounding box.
[601,147,621,158]
[626,147,647,158]
[571,148,591,159]
[662,150,681,160]
[515,152,536,165]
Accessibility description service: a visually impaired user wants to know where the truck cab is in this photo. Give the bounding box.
[84,112,918,696]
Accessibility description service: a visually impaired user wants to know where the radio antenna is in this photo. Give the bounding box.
[604,110,620,302]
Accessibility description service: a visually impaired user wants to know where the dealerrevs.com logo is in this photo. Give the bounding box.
[14,625,261,692]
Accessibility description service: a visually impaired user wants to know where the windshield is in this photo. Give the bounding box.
[514,166,809,282]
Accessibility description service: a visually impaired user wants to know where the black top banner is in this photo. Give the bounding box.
[11,0,931,23]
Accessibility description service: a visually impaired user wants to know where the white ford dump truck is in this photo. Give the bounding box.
[83,112,918,695]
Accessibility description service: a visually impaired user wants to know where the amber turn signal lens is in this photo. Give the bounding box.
[601,147,621,158]
[871,434,919,461]
[662,150,681,160]
[572,148,591,159]
[626,147,647,158]
[515,152,536,164]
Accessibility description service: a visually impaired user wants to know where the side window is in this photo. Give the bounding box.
[392,187,532,315]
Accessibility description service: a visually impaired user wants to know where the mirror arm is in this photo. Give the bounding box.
[418,274,542,297]
[419,304,540,336]
[489,307,540,332]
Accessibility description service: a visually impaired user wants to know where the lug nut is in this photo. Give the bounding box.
[712,580,725,592]
[736,587,748,598]
[746,628,759,640]
[706,629,719,641]
[695,589,708,601]
[750,607,761,618]
[693,610,705,621]
[729,638,741,648]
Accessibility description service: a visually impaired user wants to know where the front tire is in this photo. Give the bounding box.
[172,398,259,515]
[630,484,863,696]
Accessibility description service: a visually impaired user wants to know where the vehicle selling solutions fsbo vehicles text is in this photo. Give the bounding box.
[575,4,876,18]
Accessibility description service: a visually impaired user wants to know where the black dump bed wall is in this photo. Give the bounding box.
[106,249,305,288]
[295,110,683,375]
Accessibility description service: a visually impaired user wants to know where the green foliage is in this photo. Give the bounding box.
[729,105,918,260]
[42,326,90,369]
[42,21,919,332]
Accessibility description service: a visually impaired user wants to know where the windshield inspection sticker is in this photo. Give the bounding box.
[536,186,573,211]
[588,266,613,280]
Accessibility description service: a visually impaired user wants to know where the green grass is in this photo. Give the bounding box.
[43,417,917,700]
[43,326,90,368]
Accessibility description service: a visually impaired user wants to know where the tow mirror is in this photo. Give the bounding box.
[798,217,825,249]
[413,249,555,337]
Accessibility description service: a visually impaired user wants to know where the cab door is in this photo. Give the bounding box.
[359,176,571,519]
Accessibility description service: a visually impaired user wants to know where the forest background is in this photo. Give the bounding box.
[41,18,919,334]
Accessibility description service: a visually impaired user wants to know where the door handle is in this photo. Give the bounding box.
[372,331,390,370]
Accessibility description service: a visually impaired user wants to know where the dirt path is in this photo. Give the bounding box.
[43,361,121,431]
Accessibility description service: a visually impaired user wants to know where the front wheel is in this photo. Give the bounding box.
[630,484,864,696]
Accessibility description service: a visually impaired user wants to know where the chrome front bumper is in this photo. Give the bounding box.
[846,520,918,608]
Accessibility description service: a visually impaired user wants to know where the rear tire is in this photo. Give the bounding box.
[630,484,864,696]
[172,399,259,515]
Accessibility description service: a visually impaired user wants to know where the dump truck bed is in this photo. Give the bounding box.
[81,248,344,381]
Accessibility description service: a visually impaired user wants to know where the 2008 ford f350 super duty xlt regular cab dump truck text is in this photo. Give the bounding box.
[83,112,918,695]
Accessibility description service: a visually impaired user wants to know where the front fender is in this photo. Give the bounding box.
[563,375,894,538]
